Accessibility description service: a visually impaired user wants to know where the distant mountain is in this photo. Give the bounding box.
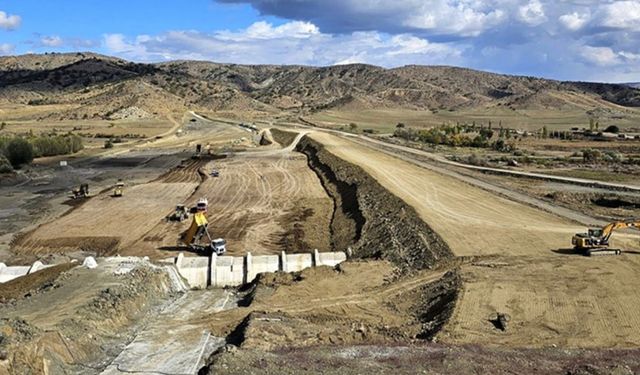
[625,82,640,89]
[1,52,639,121]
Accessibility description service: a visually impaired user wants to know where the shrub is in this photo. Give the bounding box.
[603,150,622,162]
[582,148,601,162]
[467,153,488,166]
[30,134,83,157]
[604,125,620,133]
[5,138,34,168]
[104,140,114,149]
[0,154,13,173]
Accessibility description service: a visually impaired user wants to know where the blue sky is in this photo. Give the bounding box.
[1,0,640,82]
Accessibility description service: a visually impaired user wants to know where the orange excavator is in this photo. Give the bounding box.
[572,219,640,256]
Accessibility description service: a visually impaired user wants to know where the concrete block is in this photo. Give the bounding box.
[281,251,287,272]
[286,253,312,272]
[83,257,98,269]
[176,252,184,269]
[317,252,347,267]
[0,266,29,283]
[214,256,244,287]
[176,256,209,289]
[247,255,279,282]
[210,253,217,288]
[28,261,44,274]
[245,252,252,284]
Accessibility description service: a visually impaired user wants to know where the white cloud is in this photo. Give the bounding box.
[518,0,547,26]
[599,1,640,30]
[581,46,622,66]
[403,3,506,37]
[559,11,590,31]
[40,35,64,47]
[102,21,462,67]
[0,10,20,30]
[0,43,14,55]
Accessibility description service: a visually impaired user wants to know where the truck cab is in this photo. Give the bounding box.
[211,238,226,255]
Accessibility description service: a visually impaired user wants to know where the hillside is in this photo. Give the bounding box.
[0,53,639,121]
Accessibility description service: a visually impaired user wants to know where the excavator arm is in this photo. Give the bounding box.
[601,221,639,243]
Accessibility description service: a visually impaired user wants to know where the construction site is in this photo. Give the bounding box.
[1,108,639,374]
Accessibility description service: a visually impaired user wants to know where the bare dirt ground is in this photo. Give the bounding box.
[306,130,640,349]
[130,149,333,257]
[308,132,582,257]
[7,118,332,263]
[0,258,185,374]
[194,260,458,351]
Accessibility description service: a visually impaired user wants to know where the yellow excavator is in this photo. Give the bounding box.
[179,211,226,255]
[572,219,640,256]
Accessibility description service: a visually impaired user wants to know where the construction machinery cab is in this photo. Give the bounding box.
[113,181,124,197]
[588,228,603,238]
[212,238,226,254]
[168,204,189,222]
[193,144,202,159]
[196,197,208,213]
[70,183,89,199]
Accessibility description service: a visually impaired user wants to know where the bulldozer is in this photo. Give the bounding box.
[70,183,89,199]
[113,181,124,197]
[572,219,640,256]
[179,211,226,255]
[167,204,189,222]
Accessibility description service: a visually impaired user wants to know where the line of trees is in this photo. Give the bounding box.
[393,124,515,152]
[0,134,83,170]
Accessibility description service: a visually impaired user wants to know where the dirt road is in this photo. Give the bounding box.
[309,132,583,257]
[308,131,640,348]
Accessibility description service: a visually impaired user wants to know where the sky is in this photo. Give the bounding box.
[0,0,639,82]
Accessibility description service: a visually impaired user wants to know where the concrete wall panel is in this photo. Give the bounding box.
[286,253,313,272]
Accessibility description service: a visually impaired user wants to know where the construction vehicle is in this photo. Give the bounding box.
[572,219,640,256]
[167,204,189,222]
[193,144,202,159]
[70,183,89,199]
[196,197,208,212]
[113,180,124,197]
[179,211,226,255]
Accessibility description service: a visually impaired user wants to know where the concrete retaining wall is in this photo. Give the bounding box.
[175,254,210,289]
[0,261,55,283]
[173,250,347,289]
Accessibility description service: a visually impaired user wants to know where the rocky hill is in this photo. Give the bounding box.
[1,52,639,121]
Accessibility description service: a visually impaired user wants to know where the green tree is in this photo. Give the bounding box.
[5,138,34,168]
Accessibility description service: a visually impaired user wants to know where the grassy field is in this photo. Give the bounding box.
[309,107,640,133]
[544,168,639,184]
